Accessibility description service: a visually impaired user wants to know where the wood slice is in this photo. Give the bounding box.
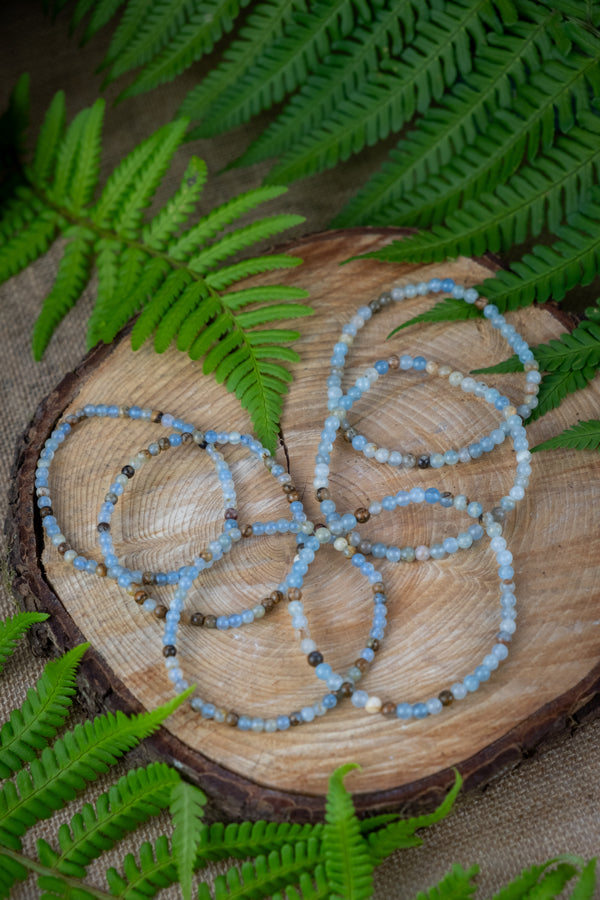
[7,229,600,822]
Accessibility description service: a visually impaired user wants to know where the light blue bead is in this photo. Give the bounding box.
[323,694,337,709]
[229,614,243,629]
[371,543,386,558]
[430,544,446,560]
[301,706,315,722]
[464,675,479,692]
[429,278,442,291]
[396,703,413,719]
[315,663,332,680]
[374,359,389,374]
[400,354,413,370]
[425,488,441,504]
[442,278,455,291]
[443,537,459,554]
[386,546,401,562]
[276,715,291,730]
[351,690,368,708]
[475,665,491,682]
[237,715,252,730]
[73,556,87,570]
[409,487,425,503]
[412,703,429,719]
[467,502,483,518]
[395,490,410,506]
[352,435,367,451]
[382,494,396,510]
[361,648,375,662]
[498,565,514,580]
[413,356,427,371]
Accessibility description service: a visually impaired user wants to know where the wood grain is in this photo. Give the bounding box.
[8,229,600,821]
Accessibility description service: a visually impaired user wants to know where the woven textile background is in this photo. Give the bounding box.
[0,2,599,897]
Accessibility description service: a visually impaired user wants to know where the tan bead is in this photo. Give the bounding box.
[154,605,168,619]
[503,405,517,419]
[355,507,370,523]
[365,696,382,714]
[134,591,148,605]
[381,701,396,716]
[287,587,302,602]
[475,297,487,310]
[95,563,107,577]
[425,360,439,375]
[438,364,452,377]
[387,355,399,369]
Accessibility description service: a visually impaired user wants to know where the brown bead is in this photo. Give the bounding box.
[307,651,323,667]
[127,584,141,596]
[387,355,399,369]
[181,432,194,443]
[336,682,354,699]
[287,587,302,602]
[158,437,171,451]
[286,490,300,503]
[97,522,110,533]
[190,612,205,626]
[121,465,135,479]
[355,658,369,672]
[162,645,177,657]
[65,414,79,426]
[150,410,163,423]
[282,483,296,494]
[270,590,284,604]
[372,582,385,594]
[57,543,70,555]
[439,690,454,707]
[154,605,168,619]
[134,590,149,604]
[355,507,370,523]
[475,297,487,310]
[142,571,155,585]
[39,507,53,519]
[241,525,253,538]
[179,612,191,625]
[225,508,238,519]
[316,487,330,501]
[417,455,430,469]
[381,701,396,716]
[225,711,239,727]
[200,550,213,562]
[95,563,107,577]
[204,615,217,629]
[367,638,380,652]
[343,427,358,443]
[139,449,152,460]
[289,712,302,726]
[262,598,275,612]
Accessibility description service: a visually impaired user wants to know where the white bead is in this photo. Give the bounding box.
[364,696,382,714]
[300,638,317,654]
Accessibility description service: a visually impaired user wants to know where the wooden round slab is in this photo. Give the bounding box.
[8,229,600,821]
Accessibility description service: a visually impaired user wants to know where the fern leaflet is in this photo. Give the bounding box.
[0,644,89,779]
[105,835,178,897]
[531,420,600,454]
[0,612,48,674]
[170,779,207,900]
[323,764,373,900]
[414,863,479,900]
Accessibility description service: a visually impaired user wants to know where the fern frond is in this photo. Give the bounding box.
[186,0,367,139]
[142,156,207,250]
[106,835,178,897]
[531,420,600,454]
[528,367,597,424]
[130,268,192,350]
[0,211,62,283]
[153,281,209,353]
[264,0,515,185]
[0,643,89,779]
[367,772,462,864]
[187,214,305,276]
[0,612,48,674]
[323,764,373,900]
[478,190,600,312]
[80,0,127,43]
[197,839,322,900]
[0,689,190,851]
[414,862,479,900]
[32,234,95,360]
[569,857,597,899]
[94,254,169,344]
[36,763,180,881]
[367,46,600,230]
[205,254,303,290]
[384,297,482,334]
[118,0,250,101]
[170,779,207,900]
[375,117,600,263]
[333,10,557,226]
[271,865,330,900]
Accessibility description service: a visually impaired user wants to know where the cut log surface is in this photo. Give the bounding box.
[9,230,600,821]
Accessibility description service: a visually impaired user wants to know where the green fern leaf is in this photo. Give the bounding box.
[531,420,600,453]
[0,72,29,169]
[187,214,305,276]
[142,157,207,250]
[0,853,28,898]
[95,254,169,344]
[130,268,192,350]
[219,285,309,311]
[36,763,180,881]
[106,834,178,897]
[477,190,600,312]
[30,90,66,185]
[531,319,600,372]
[569,858,597,900]
[271,865,330,900]
[32,235,95,360]
[0,612,48,674]
[175,292,220,352]
[170,779,207,900]
[87,237,122,348]
[186,0,365,139]
[101,0,159,69]
[490,860,578,900]
[0,643,89,779]
[367,771,462,864]
[198,839,322,900]
[323,763,373,900]
[80,0,127,43]
[528,367,596,424]
[153,281,209,353]
[0,188,44,243]
[373,117,600,263]
[384,297,482,335]
[64,99,104,209]
[197,820,323,865]
[168,184,289,261]
[226,0,420,168]
[105,0,197,81]
[0,689,190,851]
[264,0,514,185]
[205,254,303,291]
[0,210,62,283]
[364,46,600,230]
[118,1,251,101]
[414,862,479,900]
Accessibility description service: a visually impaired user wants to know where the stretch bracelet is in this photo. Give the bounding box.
[325,279,539,425]
[160,533,387,731]
[343,522,517,721]
[337,352,539,471]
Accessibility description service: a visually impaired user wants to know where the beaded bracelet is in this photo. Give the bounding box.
[336,352,539,471]
[345,522,517,721]
[326,279,539,424]
[160,532,387,731]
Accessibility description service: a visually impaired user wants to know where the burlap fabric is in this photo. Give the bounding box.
[1,2,599,897]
